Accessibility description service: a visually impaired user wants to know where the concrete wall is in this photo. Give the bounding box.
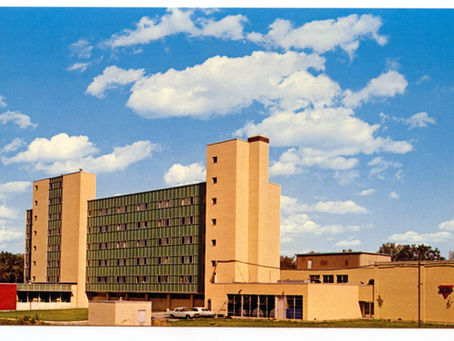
[16,302,74,310]
[306,284,362,321]
[281,266,375,286]
[88,301,152,326]
[296,253,390,270]
[204,136,281,308]
[374,262,454,323]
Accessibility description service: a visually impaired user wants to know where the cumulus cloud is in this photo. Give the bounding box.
[163,162,206,186]
[387,230,452,244]
[0,226,22,247]
[0,111,37,129]
[0,95,6,107]
[86,66,145,98]
[342,71,408,108]
[2,138,25,153]
[2,133,159,175]
[125,51,329,118]
[0,181,31,201]
[439,219,454,231]
[368,157,402,179]
[103,9,247,48]
[281,213,345,236]
[0,204,17,220]
[359,188,375,196]
[404,112,436,129]
[70,39,93,59]
[67,62,90,73]
[335,239,361,248]
[247,14,387,59]
[281,194,368,215]
[389,192,399,199]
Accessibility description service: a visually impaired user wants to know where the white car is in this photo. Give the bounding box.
[166,307,200,319]
[192,307,216,318]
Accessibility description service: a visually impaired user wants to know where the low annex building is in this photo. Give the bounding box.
[1,135,453,324]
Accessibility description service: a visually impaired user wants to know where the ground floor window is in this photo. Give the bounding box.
[286,295,303,319]
[227,294,276,318]
[359,301,374,318]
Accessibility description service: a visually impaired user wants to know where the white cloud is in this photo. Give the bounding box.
[0,226,22,246]
[67,62,90,73]
[103,9,247,48]
[359,189,375,196]
[2,138,25,153]
[86,65,145,98]
[247,14,387,59]
[0,204,17,220]
[70,39,93,59]
[163,162,206,186]
[335,239,361,248]
[404,112,436,129]
[0,111,38,129]
[416,75,431,85]
[281,194,368,215]
[387,230,452,244]
[3,133,98,164]
[2,133,159,175]
[368,157,402,179]
[389,192,399,199]
[0,181,31,201]
[439,219,454,231]
[342,71,408,108]
[126,51,329,118]
[281,213,345,236]
[333,170,360,186]
[0,95,6,107]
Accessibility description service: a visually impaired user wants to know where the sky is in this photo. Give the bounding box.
[1,5,454,258]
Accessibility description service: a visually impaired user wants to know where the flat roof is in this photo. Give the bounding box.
[295,251,391,257]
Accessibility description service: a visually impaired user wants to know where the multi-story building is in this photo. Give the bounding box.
[7,135,454,324]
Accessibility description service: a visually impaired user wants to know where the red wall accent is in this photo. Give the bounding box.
[0,284,17,310]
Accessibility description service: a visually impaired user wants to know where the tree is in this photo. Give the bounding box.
[0,252,24,283]
[280,255,296,269]
[378,243,445,261]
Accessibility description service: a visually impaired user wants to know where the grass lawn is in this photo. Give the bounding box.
[0,308,88,321]
[167,318,454,328]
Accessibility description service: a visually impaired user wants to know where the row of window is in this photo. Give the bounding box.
[88,216,195,234]
[309,274,349,283]
[91,275,194,284]
[90,197,198,217]
[87,255,194,267]
[88,235,195,251]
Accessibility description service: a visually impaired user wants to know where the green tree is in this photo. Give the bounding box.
[378,243,445,261]
[0,252,24,283]
[280,255,296,269]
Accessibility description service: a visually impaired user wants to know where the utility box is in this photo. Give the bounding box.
[88,300,152,326]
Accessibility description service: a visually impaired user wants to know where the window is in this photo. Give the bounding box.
[337,275,348,283]
[33,230,37,236]
[181,236,193,244]
[179,275,193,283]
[211,239,217,246]
[323,275,334,283]
[35,185,38,190]
[158,256,170,264]
[307,259,312,269]
[211,218,217,226]
[309,275,320,283]
[181,255,193,264]
[212,198,217,205]
[212,177,217,184]
[34,200,38,206]
[158,237,171,246]
[212,156,218,163]
[211,260,216,267]
[157,275,169,283]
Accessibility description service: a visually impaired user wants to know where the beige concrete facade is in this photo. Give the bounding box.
[27,170,95,308]
[30,179,50,283]
[296,252,390,270]
[204,136,281,311]
[88,300,152,326]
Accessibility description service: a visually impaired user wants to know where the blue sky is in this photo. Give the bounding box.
[1,6,454,257]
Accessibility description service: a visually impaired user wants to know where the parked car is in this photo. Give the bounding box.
[192,307,216,318]
[166,307,200,319]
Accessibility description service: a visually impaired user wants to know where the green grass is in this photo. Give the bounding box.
[0,308,88,321]
[167,318,454,328]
